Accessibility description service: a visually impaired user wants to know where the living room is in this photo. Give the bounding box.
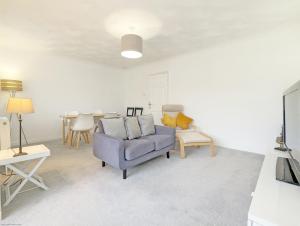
[0,0,299,225]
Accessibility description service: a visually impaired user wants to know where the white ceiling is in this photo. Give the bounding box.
[0,0,299,68]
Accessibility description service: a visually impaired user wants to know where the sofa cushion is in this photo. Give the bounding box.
[101,118,127,139]
[124,117,142,140]
[137,115,155,136]
[141,135,174,150]
[124,139,155,160]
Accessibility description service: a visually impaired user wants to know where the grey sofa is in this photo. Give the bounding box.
[93,123,176,179]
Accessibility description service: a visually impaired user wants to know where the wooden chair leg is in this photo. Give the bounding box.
[76,131,81,148]
[82,132,88,144]
[67,130,73,148]
[66,130,70,146]
[71,132,77,147]
[85,131,91,144]
[87,131,92,143]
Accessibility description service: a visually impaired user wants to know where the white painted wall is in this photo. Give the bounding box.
[0,49,123,144]
[123,24,300,154]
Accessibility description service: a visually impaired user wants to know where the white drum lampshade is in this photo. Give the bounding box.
[121,34,143,59]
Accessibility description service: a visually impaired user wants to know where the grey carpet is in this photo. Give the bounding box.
[1,140,263,226]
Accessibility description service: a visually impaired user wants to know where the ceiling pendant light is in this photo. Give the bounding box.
[121,34,143,59]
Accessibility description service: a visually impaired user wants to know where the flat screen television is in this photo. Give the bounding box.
[276,80,300,185]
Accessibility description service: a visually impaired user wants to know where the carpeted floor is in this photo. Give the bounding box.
[1,140,263,226]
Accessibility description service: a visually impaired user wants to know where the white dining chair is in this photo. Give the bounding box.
[65,110,79,127]
[68,114,94,148]
[63,111,79,144]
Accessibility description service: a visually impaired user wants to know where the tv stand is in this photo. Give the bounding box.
[248,150,300,226]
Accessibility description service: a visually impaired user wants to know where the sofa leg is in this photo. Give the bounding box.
[123,170,127,179]
[102,161,105,167]
[166,151,170,159]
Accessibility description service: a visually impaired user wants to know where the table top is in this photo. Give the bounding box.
[248,150,300,226]
[61,113,105,119]
[0,145,50,165]
[60,113,123,119]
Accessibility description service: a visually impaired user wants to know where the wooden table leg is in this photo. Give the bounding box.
[62,119,66,144]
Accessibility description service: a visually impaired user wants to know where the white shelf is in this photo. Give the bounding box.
[248,150,300,226]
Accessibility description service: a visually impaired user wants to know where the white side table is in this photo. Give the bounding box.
[0,145,50,219]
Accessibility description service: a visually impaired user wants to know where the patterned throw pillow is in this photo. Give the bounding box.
[176,112,193,129]
[137,115,155,136]
[124,117,142,140]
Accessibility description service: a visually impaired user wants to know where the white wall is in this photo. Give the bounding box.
[123,24,300,154]
[0,50,123,144]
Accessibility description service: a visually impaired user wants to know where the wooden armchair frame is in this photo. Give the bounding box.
[162,105,216,158]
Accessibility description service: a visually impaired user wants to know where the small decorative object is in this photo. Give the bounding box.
[6,98,34,157]
[274,127,289,151]
[121,34,143,59]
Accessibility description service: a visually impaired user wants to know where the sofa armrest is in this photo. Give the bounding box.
[155,125,176,137]
[93,132,125,169]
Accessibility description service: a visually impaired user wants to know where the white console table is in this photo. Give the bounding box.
[0,145,50,220]
[248,150,300,226]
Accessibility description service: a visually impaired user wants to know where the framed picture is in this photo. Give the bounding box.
[126,107,135,117]
[134,107,143,116]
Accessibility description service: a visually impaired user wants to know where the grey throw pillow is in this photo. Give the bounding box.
[101,118,127,139]
[124,117,142,140]
[137,115,155,136]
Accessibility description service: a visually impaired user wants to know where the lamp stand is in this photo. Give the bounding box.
[9,91,29,145]
[13,114,27,157]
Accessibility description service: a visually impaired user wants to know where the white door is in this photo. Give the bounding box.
[147,72,169,124]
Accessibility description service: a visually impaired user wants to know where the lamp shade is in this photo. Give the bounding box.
[121,34,143,59]
[0,79,23,91]
[6,98,34,114]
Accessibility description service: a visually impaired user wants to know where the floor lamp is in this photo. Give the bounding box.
[0,79,29,144]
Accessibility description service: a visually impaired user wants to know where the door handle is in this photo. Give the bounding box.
[148,102,152,109]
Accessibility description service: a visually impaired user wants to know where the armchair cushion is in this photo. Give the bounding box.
[141,135,174,151]
[176,112,193,129]
[125,139,155,160]
[161,113,177,128]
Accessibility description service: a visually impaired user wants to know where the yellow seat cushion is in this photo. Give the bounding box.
[161,113,177,128]
[176,112,193,129]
